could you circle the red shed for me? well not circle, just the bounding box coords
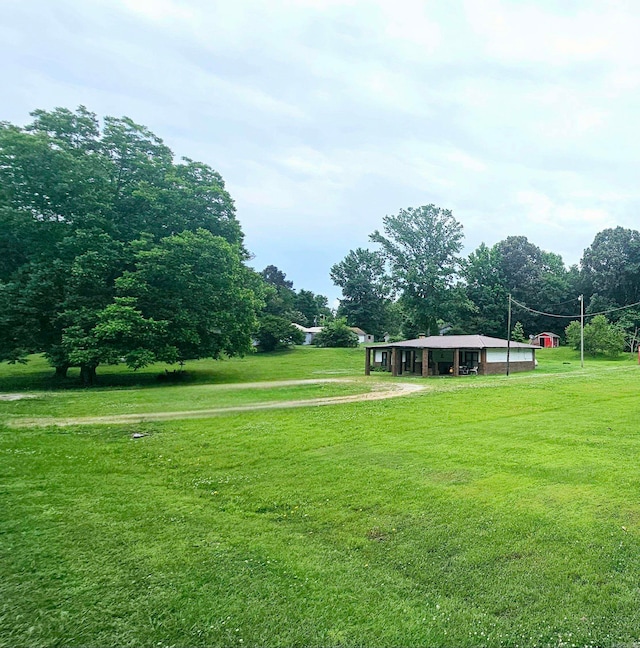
[532,332,560,348]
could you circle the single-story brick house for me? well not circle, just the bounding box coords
[365,335,540,377]
[531,332,560,348]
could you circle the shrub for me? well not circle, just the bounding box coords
[255,316,304,352]
[565,315,625,356]
[313,318,358,348]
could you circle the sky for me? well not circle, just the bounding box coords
[2,0,640,304]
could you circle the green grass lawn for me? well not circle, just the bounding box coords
[2,347,640,646]
[0,346,367,392]
[0,380,374,422]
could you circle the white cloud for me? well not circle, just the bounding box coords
[516,191,613,229]
[3,0,640,299]
[115,0,195,22]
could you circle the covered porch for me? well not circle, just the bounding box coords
[365,346,484,377]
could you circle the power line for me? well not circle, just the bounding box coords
[544,297,583,309]
[586,301,640,317]
[511,297,640,320]
[510,298,577,319]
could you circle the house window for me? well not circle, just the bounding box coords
[461,351,479,367]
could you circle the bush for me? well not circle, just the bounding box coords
[565,315,625,357]
[313,318,358,348]
[255,316,304,352]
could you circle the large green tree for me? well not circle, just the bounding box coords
[0,107,259,383]
[581,227,640,309]
[369,205,466,336]
[459,242,508,337]
[459,237,577,338]
[258,265,331,329]
[330,247,390,339]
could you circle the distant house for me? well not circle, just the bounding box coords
[349,327,374,344]
[365,335,540,377]
[532,332,560,348]
[293,323,374,345]
[292,323,324,345]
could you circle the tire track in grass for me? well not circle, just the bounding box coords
[7,380,427,428]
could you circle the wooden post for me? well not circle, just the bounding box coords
[391,348,398,377]
[365,347,371,376]
[422,348,429,377]
[480,349,487,375]
[453,348,460,376]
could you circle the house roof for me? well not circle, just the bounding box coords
[367,335,539,349]
[349,327,368,336]
[535,331,560,338]
[292,323,323,333]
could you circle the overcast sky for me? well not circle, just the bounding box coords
[3,0,640,303]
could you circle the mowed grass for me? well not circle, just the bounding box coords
[0,346,367,392]
[0,380,372,422]
[2,347,640,646]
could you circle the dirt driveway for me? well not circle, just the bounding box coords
[8,379,427,428]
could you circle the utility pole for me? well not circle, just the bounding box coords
[578,294,584,369]
[506,293,512,376]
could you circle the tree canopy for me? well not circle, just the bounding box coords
[258,264,331,333]
[0,106,260,383]
[330,247,391,340]
[369,205,466,336]
[581,227,640,310]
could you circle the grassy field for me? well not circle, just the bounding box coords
[2,347,640,646]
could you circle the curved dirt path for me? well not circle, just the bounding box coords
[9,379,428,428]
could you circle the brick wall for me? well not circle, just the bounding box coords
[483,360,535,375]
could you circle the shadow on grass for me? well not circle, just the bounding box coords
[0,347,337,392]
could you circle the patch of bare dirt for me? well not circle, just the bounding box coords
[9,380,427,428]
[0,393,38,401]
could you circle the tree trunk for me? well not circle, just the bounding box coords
[80,365,97,386]
[54,365,69,379]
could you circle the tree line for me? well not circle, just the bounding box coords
[0,106,355,380]
[2,107,638,384]
[331,205,640,352]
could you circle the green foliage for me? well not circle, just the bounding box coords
[459,238,578,337]
[616,308,640,352]
[565,321,581,350]
[582,227,640,309]
[511,321,526,342]
[313,318,359,347]
[117,229,259,363]
[294,289,331,327]
[565,315,625,356]
[0,107,259,381]
[370,205,465,336]
[584,315,625,356]
[260,265,331,327]
[330,247,390,339]
[459,242,507,336]
[260,265,297,318]
[255,315,305,352]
